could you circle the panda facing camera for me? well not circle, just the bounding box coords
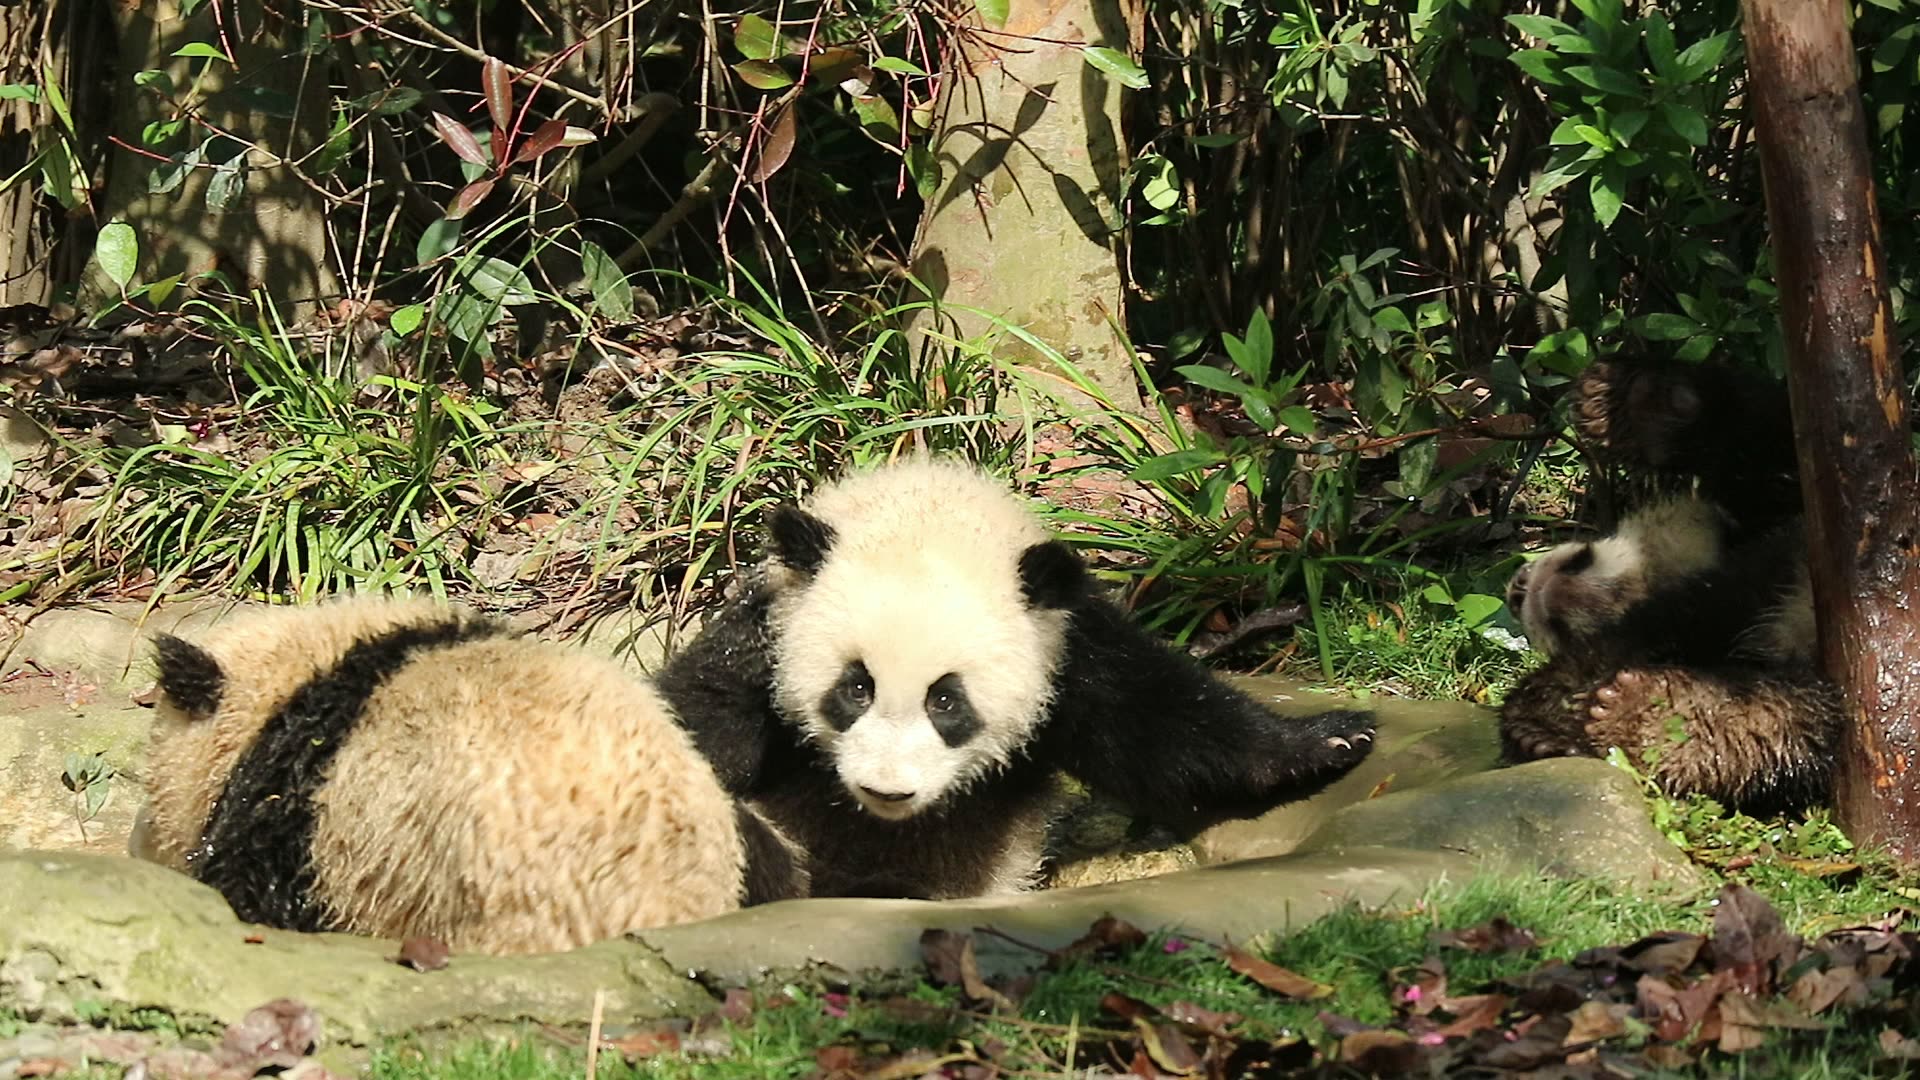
[657,455,1379,899]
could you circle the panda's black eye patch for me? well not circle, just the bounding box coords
[821,660,874,731]
[1563,543,1595,575]
[925,673,982,747]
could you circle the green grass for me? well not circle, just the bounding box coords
[350,866,1920,1080]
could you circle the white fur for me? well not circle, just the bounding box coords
[767,456,1069,820]
[1518,498,1727,652]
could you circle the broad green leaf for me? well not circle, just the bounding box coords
[1872,23,1916,73]
[1572,123,1613,149]
[1505,14,1575,39]
[1589,169,1623,229]
[1277,405,1317,435]
[144,273,181,306]
[416,217,461,263]
[390,303,426,336]
[1456,593,1505,627]
[1661,103,1708,146]
[1187,133,1244,148]
[581,241,633,321]
[975,0,1009,29]
[132,70,172,94]
[1675,333,1716,363]
[1569,0,1622,29]
[1242,309,1273,386]
[1129,448,1220,482]
[1675,32,1734,80]
[205,158,246,211]
[1548,116,1587,145]
[349,86,423,116]
[734,14,781,61]
[1371,306,1412,334]
[1643,12,1678,77]
[906,143,940,199]
[1638,313,1698,340]
[0,83,37,102]
[1422,582,1454,606]
[173,42,230,61]
[1176,363,1256,398]
[1509,49,1565,86]
[732,60,793,90]
[853,94,899,135]
[1081,47,1148,90]
[1611,109,1648,143]
[872,57,927,76]
[1138,154,1180,211]
[464,257,537,306]
[94,222,138,289]
[1547,33,1598,55]
[1565,64,1641,97]
[1165,327,1205,360]
[315,110,353,176]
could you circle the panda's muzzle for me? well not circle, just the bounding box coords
[861,786,915,803]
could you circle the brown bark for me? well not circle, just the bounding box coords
[1741,0,1920,857]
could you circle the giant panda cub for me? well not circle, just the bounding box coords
[134,596,807,955]
[1499,358,1840,813]
[654,455,1378,900]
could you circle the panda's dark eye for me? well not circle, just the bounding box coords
[820,660,874,731]
[1563,544,1595,575]
[925,673,981,746]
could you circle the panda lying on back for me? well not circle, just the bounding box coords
[655,456,1378,899]
[137,597,807,954]
[1499,359,1840,813]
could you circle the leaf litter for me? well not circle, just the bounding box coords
[629,884,1920,1078]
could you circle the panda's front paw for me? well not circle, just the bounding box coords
[1302,708,1377,767]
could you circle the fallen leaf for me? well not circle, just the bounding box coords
[919,929,1013,1010]
[1561,999,1629,1045]
[1431,993,1508,1039]
[1710,885,1795,995]
[1161,999,1241,1037]
[1223,940,1331,999]
[1338,1029,1427,1072]
[1622,931,1707,974]
[396,936,451,971]
[605,1026,681,1060]
[1429,916,1538,954]
[218,998,321,1071]
[1133,1018,1202,1075]
[1882,1028,1920,1059]
[1056,914,1148,963]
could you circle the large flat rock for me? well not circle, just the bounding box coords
[0,853,705,1046]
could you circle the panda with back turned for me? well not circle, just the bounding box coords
[135,596,808,955]
[1498,358,1840,813]
[653,455,1379,900]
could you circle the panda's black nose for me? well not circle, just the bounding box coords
[861,786,914,803]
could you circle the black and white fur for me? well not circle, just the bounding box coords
[1499,359,1840,813]
[133,596,807,955]
[656,456,1377,899]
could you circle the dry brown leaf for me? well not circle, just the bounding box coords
[1430,993,1508,1039]
[1787,965,1869,1014]
[1429,916,1538,954]
[1338,1030,1427,1073]
[1222,941,1331,999]
[1881,1028,1920,1059]
[1623,931,1707,974]
[1710,885,1795,995]
[1133,1019,1203,1075]
[218,998,321,1071]
[1561,999,1630,1045]
[396,936,451,971]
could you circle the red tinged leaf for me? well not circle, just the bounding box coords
[1160,999,1242,1036]
[1222,940,1331,999]
[1132,1018,1202,1074]
[448,178,496,219]
[431,111,490,167]
[748,102,797,183]
[483,57,513,134]
[510,118,570,166]
[604,1024,683,1061]
[919,929,1014,1009]
[1056,914,1149,964]
[1430,993,1509,1039]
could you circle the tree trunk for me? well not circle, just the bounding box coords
[85,0,337,315]
[907,0,1140,411]
[1741,0,1920,859]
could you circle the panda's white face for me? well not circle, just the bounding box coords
[773,559,1065,820]
[763,457,1073,821]
[1507,498,1726,654]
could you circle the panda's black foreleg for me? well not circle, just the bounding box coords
[654,587,783,793]
[1042,599,1376,830]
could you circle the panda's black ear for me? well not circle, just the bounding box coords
[152,633,225,717]
[769,506,837,575]
[1019,540,1088,610]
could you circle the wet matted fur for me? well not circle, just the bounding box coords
[1500,360,1840,813]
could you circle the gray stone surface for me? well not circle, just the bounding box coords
[0,853,705,1046]
[1295,756,1707,893]
[4,600,234,695]
[0,701,147,855]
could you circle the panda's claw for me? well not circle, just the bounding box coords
[1327,736,1352,750]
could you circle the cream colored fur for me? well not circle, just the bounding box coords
[1518,498,1727,654]
[139,595,759,955]
[767,456,1070,820]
